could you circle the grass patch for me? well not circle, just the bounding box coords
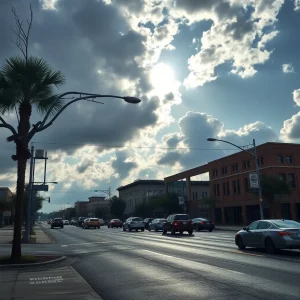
[0,255,38,264]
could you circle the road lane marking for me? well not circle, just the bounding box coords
[61,241,108,247]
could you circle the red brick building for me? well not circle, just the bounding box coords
[164,142,300,225]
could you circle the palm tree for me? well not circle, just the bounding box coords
[0,56,65,262]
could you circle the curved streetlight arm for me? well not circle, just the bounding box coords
[208,138,255,158]
[28,92,125,141]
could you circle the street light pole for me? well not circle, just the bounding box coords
[207,137,264,220]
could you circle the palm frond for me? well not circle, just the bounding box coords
[0,56,65,116]
[36,95,64,115]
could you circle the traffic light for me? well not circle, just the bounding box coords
[48,197,50,203]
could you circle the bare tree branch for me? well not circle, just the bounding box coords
[11,4,33,62]
[0,115,18,137]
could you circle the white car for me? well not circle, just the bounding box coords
[63,220,69,225]
[123,217,145,232]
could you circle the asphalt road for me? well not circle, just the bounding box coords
[3,224,300,300]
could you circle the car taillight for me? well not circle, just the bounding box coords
[200,222,204,225]
[277,231,292,236]
[174,222,178,226]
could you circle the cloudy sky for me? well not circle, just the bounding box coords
[1,0,300,213]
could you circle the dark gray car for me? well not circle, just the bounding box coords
[235,219,300,254]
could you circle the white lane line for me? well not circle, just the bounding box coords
[61,241,108,247]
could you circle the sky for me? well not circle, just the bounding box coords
[1,0,300,213]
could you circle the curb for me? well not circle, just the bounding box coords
[37,225,56,244]
[0,255,67,269]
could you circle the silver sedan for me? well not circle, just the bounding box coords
[148,218,167,232]
[235,219,300,254]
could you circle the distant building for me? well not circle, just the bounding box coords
[0,187,14,202]
[165,142,300,225]
[75,201,89,217]
[87,196,111,219]
[117,179,210,216]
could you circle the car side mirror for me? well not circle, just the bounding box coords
[243,227,249,231]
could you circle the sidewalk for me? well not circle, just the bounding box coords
[0,225,53,244]
[0,265,102,299]
[215,225,243,231]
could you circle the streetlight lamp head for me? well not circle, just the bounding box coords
[123,96,141,104]
[207,138,217,142]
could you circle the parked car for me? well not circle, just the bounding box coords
[51,218,64,229]
[163,214,193,235]
[192,218,214,232]
[82,218,101,229]
[143,218,154,230]
[148,218,167,232]
[235,219,300,254]
[76,217,88,227]
[99,219,105,226]
[108,219,123,228]
[123,217,145,232]
[63,220,70,225]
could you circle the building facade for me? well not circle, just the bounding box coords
[75,201,89,217]
[164,142,300,225]
[87,196,110,219]
[118,179,210,216]
[0,187,14,202]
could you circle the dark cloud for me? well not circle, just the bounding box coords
[112,150,137,179]
[76,159,93,174]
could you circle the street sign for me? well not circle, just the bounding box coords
[178,197,185,205]
[32,184,48,191]
[249,173,259,189]
[3,211,11,217]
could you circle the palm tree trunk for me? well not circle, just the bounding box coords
[10,102,31,263]
[11,150,27,262]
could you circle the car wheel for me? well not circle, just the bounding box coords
[188,230,193,235]
[162,228,167,235]
[136,228,138,232]
[98,226,100,229]
[179,231,183,235]
[236,236,246,250]
[197,225,201,231]
[123,226,126,231]
[51,226,53,229]
[148,227,151,231]
[171,228,176,235]
[265,238,277,254]
[155,226,158,232]
[141,228,144,232]
[129,227,132,232]
[209,228,213,232]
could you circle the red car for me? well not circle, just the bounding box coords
[108,219,123,228]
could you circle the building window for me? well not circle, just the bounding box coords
[214,184,217,197]
[237,180,240,194]
[244,178,249,192]
[217,184,220,196]
[222,166,228,175]
[288,173,296,188]
[232,163,238,172]
[233,180,237,194]
[276,155,283,163]
[286,156,293,164]
[226,182,230,195]
[213,169,218,177]
[279,173,286,182]
[202,192,208,198]
[223,182,226,195]
[243,161,250,169]
[260,156,264,165]
[195,192,198,199]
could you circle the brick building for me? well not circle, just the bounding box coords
[164,142,300,225]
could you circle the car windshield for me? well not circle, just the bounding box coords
[54,218,62,221]
[174,215,190,220]
[90,218,99,221]
[159,219,166,222]
[132,217,143,221]
[272,220,300,228]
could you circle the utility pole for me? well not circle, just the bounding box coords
[24,145,34,242]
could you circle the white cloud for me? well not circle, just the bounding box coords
[280,112,300,142]
[293,89,300,106]
[282,63,295,73]
[295,0,300,11]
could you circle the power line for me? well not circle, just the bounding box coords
[32,141,240,151]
